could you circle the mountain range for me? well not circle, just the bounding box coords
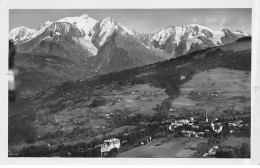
[9,14,249,95]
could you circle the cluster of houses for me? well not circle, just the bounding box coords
[169,112,250,138]
[165,110,242,138]
[166,115,213,138]
[228,120,248,134]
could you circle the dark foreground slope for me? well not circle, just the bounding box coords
[8,39,251,152]
[14,53,95,97]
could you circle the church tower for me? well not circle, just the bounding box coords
[205,111,208,122]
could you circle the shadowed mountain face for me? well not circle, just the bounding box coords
[14,53,93,97]
[85,32,164,74]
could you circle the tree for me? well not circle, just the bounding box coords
[106,148,119,157]
[90,97,107,108]
[156,98,172,117]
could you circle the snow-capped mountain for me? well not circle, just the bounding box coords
[11,14,102,63]
[9,26,36,44]
[9,14,248,66]
[142,24,248,57]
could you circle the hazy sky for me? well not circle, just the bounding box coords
[9,9,252,34]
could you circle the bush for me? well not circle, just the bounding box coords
[90,97,107,108]
[192,143,211,157]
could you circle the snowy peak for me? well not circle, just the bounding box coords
[9,26,36,43]
[57,14,98,24]
[146,24,248,57]
[120,24,139,36]
[97,17,121,46]
[38,21,53,30]
[102,17,115,23]
[42,22,85,38]
[56,14,99,38]
[100,17,119,31]
[188,24,215,32]
[79,14,89,19]
[151,24,220,41]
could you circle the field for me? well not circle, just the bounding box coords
[34,83,167,134]
[99,84,168,115]
[105,125,137,136]
[118,137,207,158]
[171,67,250,118]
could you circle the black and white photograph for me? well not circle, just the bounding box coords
[1,0,260,165]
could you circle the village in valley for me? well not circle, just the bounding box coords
[94,107,250,158]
